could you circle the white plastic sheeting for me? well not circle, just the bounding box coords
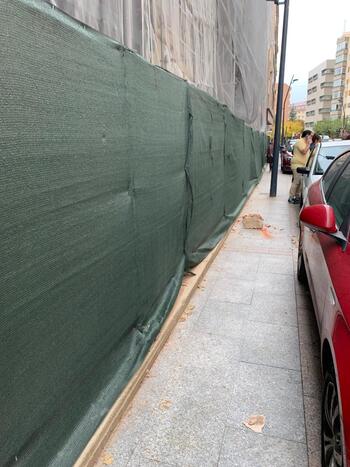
[49,0,276,130]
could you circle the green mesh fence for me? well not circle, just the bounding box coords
[1,1,267,465]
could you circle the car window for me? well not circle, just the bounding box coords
[326,160,350,228]
[306,145,319,169]
[314,145,350,175]
[322,152,350,196]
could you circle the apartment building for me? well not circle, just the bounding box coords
[305,60,335,129]
[331,32,350,120]
[293,101,306,121]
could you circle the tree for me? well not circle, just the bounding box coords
[314,119,350,139]
[289,105,297,121]
[284,119,304,138]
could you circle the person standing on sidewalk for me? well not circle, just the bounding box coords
[288,130,312,204]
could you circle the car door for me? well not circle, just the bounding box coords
[319,158,350,331]
[303,153,350,322]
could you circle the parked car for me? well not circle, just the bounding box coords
[288,138,298,151]
[280,145,293,174]
[297,141,350,206]
[298,150,350,466]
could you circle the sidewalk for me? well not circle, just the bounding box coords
[96,168,322,467]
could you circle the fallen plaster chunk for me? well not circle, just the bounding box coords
[243,414,266,433]
[242,213,264,229]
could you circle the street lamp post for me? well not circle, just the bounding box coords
[281,75,298,145]
[267,0,290,197]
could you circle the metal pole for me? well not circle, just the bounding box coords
[270,0,290,197]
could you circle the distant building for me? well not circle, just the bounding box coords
[293,101,306,122]
[305,59,335,129]
[331,32,350,121]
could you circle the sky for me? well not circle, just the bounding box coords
[279,0,350,103]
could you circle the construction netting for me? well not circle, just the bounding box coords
[49,0,274,131]
[1,1,266,466]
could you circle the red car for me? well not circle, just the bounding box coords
[280,145,293,174]
[298,150,350,466]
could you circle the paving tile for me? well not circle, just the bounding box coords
[209,278,254,305]
[298,321,321,347]
[304,395,322,467]
[160,329,241,370]
[294,278,309,295]
[229,362,306,443]
[128,455,175,467]
[253,271,295,296]
[130,380,227,467]
[249,291,297,327]
[308,449,323,467]
[296,292,314,310]
[196,299,249,339]
[300,343,322,400]
[96,404,154,467]
[297,305,319,329]
[218,427,308,467]
[240,321,300,370]
[258,253,294,275]
[213,251,260,282]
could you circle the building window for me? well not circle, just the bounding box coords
[336,41,347,52]
[335,55,347,64]
[334,67,345,75]
[333,79,343,87]
[320,95,332,101]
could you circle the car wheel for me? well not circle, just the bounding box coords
[297,240,307,284]
[322,371,344,466]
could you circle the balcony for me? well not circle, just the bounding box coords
[319,95,332,101]
[320,82,333,89]
[335,54,347,64]
[319,108,331,114]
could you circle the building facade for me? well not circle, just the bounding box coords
[331,32,350,121]
[305,59,335,129]
[293,101,306,122]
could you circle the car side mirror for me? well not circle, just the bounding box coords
[300,204,337,233]
[300,204,348,250]
[297,167,310,175]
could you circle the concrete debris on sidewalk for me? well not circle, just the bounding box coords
[242,213,264,229]
[101,452,114,465]
[243,415,266,433]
